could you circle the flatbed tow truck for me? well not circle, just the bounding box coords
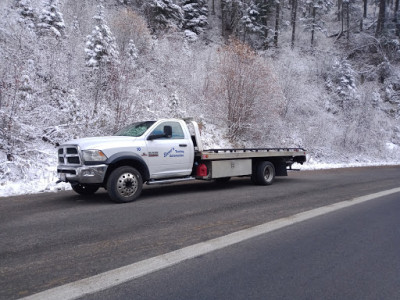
[57,119,306,203]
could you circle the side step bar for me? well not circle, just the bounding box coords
[146,177,196,185]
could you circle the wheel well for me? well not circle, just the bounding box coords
[104,159,150,184]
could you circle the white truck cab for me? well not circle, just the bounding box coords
[57,118,306,203]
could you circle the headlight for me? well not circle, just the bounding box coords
[82,150,108,162]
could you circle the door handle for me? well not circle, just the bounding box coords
[179,144,187,147]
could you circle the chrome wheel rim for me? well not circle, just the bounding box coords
[117,172,138,198]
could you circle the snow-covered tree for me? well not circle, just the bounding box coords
[37,0,65,38]
[168,92,185,117]
[180,0,208,35]
[144,0,184,33]
[127,39,139,68]
[15,0,36,30]
[85,5,120,68]
[325,59,357,111]
[85,4,121,116]
[239,0,271,48]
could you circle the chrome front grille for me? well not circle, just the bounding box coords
[58,146,81,165]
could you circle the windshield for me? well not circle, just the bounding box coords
[114,121,156,137]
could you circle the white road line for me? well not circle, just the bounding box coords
[21,187,400,300]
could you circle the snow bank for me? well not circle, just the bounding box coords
[0,144,71,198]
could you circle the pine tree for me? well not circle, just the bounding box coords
[15,0,36,30]
[326,59,357,110]
[237,0,275,48]
[240,2,264,39]
[127,39,138,68]
[144,0,184,33]
[85,5,120,69]
[85,3,120,115]
[37,0,65,38]
[180,0,208,35]
[168,92,183,117]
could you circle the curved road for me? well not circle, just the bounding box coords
[0,166,399,299]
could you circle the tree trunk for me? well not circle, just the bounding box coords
[212,0,215,15]
[291,0,298,49]
[394,0,399,36]
[363,0,367,18]
[376,0,386,36]
[341,2,344,33]
[274,0,280,47]
[311,6,316,47]
[346,1,350,40]
[0,84,2,110]
[337,0,342,21]
[261,0,269,49]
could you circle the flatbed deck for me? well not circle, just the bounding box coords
[196,148,307,161]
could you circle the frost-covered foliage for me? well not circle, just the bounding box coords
[37,0,66,37]
[127,39,139,66]
[325,59,358,110]
[144,0,184,33]
[85,5,120,68]
[239,0,269,48]
[15,0,36,29]
[240,2,264,34]
[180,0,208,37]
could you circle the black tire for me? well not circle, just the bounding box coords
[106,166,143,203]
[71,183,99,195]
[215,177,231,183]
[252,161,275,185]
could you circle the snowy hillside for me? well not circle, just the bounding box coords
[0,0,399,197]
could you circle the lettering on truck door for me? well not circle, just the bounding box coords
[145,121,192,178]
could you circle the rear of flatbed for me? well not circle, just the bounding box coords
[194,147,307,184]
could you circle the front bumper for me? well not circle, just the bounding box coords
[57,164,108,184]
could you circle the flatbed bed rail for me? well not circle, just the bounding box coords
[196,147,307,162]
[203,147,306,153]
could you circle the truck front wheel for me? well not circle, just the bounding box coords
[107,166,143,203]
[71,183,99,195]
[253,161,275,185]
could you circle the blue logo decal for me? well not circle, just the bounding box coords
[164,147,184,158]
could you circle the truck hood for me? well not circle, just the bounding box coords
[63,136,139,150]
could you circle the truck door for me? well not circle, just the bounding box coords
[145,121,193,178]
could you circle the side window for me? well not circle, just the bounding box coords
[150,122,185,139]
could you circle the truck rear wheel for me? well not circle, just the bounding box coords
[253,161,275,185]
[71,183,99,195]
[107,166,143,203]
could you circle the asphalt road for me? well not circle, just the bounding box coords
[84,192,400,300]
[1,166,399,299]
